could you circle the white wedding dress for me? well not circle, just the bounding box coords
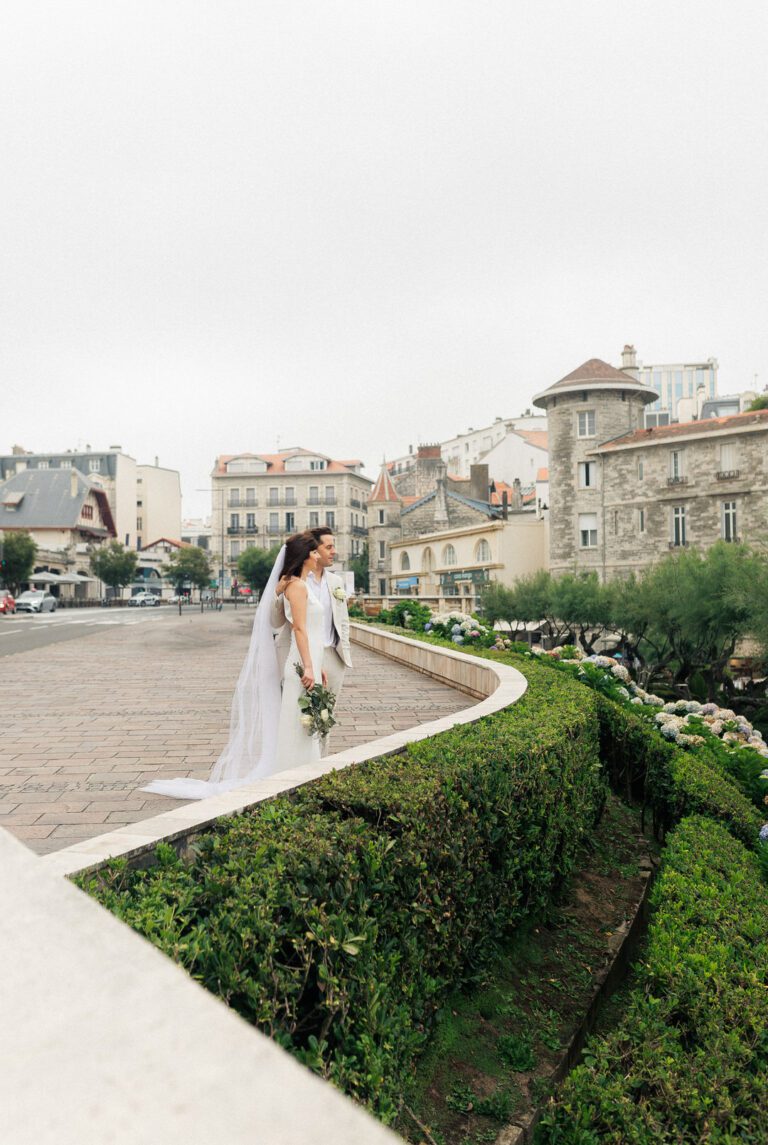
[142,546,324,801]
[275,582,325,771]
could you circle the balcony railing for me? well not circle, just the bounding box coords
[667,475,688,486]
[668,540,688,548]
[267,525,281,535]
[324,495,337,505]
[716,469,740,480]
[308,497,320,505]
[350,498,362,509]
[351,525,368,536]
[227,526,241,535]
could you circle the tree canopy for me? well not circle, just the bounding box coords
[237,544,282,596]
[89,541,138,597]
[0,530,37,594]
[162,546,212,592]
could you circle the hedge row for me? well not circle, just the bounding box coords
[79,657,606,1121]
[535,815,768,1143]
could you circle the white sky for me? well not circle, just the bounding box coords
[2,2,767,518]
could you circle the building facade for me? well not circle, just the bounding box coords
[0,446,181,553]
[388,411,547,482]
[620,344,718,426]
[210,448,371,591]
[535,357,768,581]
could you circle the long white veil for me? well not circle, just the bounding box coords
[142,545,286,801]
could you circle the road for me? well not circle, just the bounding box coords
[0,606,170,657]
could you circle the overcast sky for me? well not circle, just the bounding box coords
[2,2,767,518]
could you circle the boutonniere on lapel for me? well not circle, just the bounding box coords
[332,586,347,602]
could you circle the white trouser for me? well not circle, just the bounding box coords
[321,646,347,754]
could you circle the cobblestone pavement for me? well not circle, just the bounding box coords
[0,610,474,855]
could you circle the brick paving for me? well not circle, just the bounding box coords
[0,610,473,855]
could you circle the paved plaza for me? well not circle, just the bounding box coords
[0,610,473,855]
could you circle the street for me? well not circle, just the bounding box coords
[0,606,169,657]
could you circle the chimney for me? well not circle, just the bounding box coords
[621,344,640,380]
[501,491,509,520]
[70,469,78,498]
[434,476,449,526]
[512,477,523,510]
[469,463,489,503]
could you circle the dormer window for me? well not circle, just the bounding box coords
[226,458,267,474]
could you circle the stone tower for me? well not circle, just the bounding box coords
[533,358,656,580]
[367,462,402,596]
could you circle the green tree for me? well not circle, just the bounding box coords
[349,544,369,593]
[748,394,768,411]
[162,546,212,595]
[237,544,281,597]
[0,530,37,594]
[89,541,138,600]
[550,572,612,655]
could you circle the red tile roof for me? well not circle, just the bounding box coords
[369,463,400,503]
[515,429,548,450]
[598,407,768,450]
[213,450,363,475]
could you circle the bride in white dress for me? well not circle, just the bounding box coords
[143,532,327,800]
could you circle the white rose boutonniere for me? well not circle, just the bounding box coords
[332,586,346,602]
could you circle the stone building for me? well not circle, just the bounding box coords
[534,357,768,580]
[367,451,546,605]
[210,447,371,591]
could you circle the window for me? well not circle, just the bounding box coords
[245,487,256,505]
[379,578,386,595]
[309,511,319,527]
[268,487,279,505]
[325,511,335,529]
[672,506,687,547]
[135,514,141,529]
[246,513,256,530]
[579,513,598,548]
[475,539,491,562]
[613,510,619,535]
[230,541,240,559]
[422,548,434,571]
[378,541,386,559]
[400,552,411,571]
[309,459,326,470]
[309,486,319,504]
[577,411,596,438]
[285,487,296,506]
[638,508,645,534]
[577,461,596,488]
[378,509,385,524]
[637,459,644,481]
[719,443,738,474]
[285,512,295,531]
[60,459,71,468]
[268,512,279,533]
[89,459,101,473]
[722,501,737,542]
[229,490,241,507]
[324,486,336,505]
[38,460,49,469]
[670,450,684,480]
[442,544,457,566]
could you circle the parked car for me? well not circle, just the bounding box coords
[0,590,16,614]
[15,590,57,613]
[128,592,160,607]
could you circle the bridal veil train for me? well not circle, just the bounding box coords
[142,546,286,800]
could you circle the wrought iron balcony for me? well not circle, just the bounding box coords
[667,475,688,486]
[716,469,740,480]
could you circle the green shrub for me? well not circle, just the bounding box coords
[80,656,606,1121]
[536,816,768,1143]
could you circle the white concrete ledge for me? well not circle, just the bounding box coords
[0,828,400,1145]
[41,626,527,880]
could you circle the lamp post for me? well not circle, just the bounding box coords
[196,486,227,609]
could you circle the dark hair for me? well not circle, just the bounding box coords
[281,532,319,580]
[309,526,334,544]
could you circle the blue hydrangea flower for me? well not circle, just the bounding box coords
[760,823,768,844]
[424,622,432,631]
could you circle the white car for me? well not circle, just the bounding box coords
[15,590,57,613]
[128,592,160,607]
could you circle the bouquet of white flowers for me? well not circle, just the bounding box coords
[294,662,338,738]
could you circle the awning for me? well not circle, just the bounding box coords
[395,577,418,588]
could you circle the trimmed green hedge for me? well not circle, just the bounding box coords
[536,815,768,1144]
[79,657,606,1121]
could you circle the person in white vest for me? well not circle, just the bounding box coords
[270,528,352,748]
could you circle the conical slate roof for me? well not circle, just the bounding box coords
[532,357,656,408]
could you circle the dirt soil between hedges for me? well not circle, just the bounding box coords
[395,795,658,1145]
